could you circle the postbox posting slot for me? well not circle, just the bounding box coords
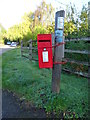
[38,40,50,42]
[38,41,51,48]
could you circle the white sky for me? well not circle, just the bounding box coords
[0,0,89,30]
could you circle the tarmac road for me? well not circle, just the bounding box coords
[2,90,46,119]
[0,45,15,55]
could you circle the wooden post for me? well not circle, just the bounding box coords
[29,39,32,60]
[88,2,90,80]
[52,10,65,93]
[87,3,90,119]
[21,40,23,57]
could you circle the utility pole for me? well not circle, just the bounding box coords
[52,10,65,93]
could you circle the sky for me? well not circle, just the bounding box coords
[0,0,89,30]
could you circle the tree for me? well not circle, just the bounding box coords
[64,3,79,38]
[32,0,55,28]
[0,23,6,33]
[3,13,32,43]
[3,24,23,42]
[79,5,88,37]
[64,21,77,38]
[0,23,6,44]
[64,3,88,38]
[46,21,55,33]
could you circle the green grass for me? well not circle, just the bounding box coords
[1,48,89,118]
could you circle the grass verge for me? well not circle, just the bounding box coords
[2,48,89,119]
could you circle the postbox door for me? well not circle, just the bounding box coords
[38,47,53,68]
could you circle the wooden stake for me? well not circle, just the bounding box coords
[21,40,23,57]
[88,2,90,119]
[88,2,90,80]
[29,39,32,60]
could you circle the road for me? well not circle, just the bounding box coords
[2,90,46,119]
[0,45,15,55]
[0,45,47,119]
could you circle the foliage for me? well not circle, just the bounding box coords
[32,0,54,28]
[0,23,6,33]
[65,41,89,51]
[46,21,55,33]
[32,25,46,40]
[64,40,89,73]
[2,48,89,119]
[64,20,77,38]
[65,3,88,38]
[0,23,6,44]
[79,5,88,37]
[3,19,32,43]
[4,25,22,42]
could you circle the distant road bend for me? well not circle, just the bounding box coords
[0,45,16,55]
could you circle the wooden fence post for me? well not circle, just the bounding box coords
[21,40,23,57]
[87,3,90,117]
[88,2,90,80]
[29,39,32,60]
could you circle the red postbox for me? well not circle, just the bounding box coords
[37,34,53,68]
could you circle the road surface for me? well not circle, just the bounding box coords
[2,90,46,119]
[0,45,15,55]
